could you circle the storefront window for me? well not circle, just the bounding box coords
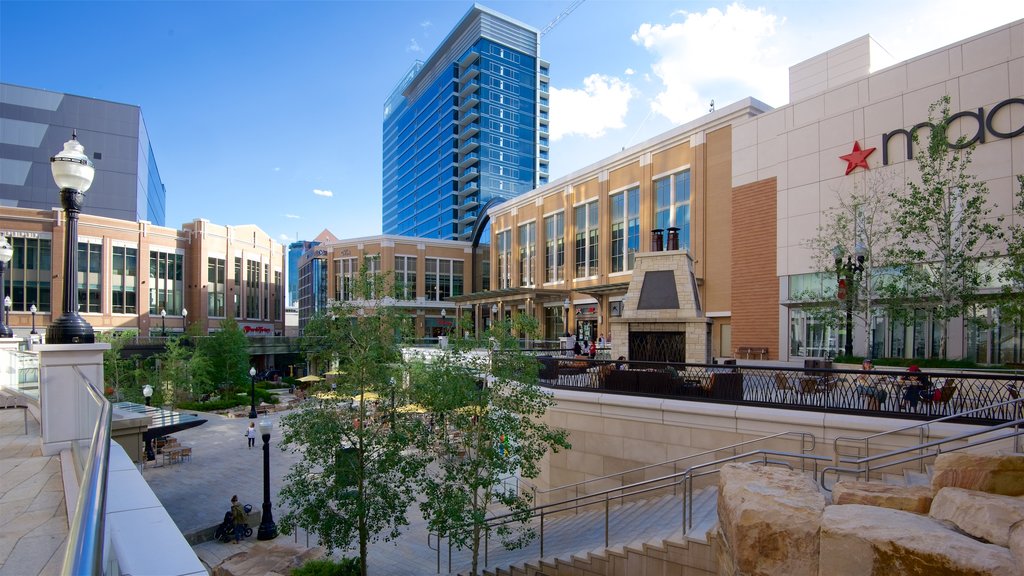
[544,212,563,283]
[112,246,137,315]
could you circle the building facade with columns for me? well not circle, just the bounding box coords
[0,206,285,339]
[296,231,489,338]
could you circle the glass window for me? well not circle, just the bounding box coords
[207,257,225,317]
[544,212,564,283]
[150,251,183,315]
[496,229,512,289]
[6,237,52,313]
[394,255,417,300]
[111,246,137,314]
[575,201,599,278]
[337,258,357,301]
[610,187,640,272]
[518,221,536,286]
[424,257,464,301]
[77,242,101,313]
[654,170,691,251]
[234,257,242,318]
[246,260,260,319]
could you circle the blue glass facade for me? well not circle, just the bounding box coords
[288,240,318,307]
[382,6,548,241]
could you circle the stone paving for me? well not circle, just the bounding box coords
[0,407,66,576]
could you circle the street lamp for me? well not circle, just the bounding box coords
[47,132,95,344]
[0,237,13,338]
[142,384,155,460]
[143,384,153,407]
[440,308,447,336]
[3,296,10,336]
[834,244,866,358]
[248,366,258,419]
[160,308,166,336]
[256,416,278,540]
[182,307,188,333]
[29,304,37,336]
[563,297,570,337]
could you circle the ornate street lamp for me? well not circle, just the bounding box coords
[248,366,258,419]
[142,384,155,460]
[256,416,278,540]
[0,237,14,338]
[440,308,447,336]
[142,384,153,407]
[160,308,166,336]
[3,296,10,336]
[47,132,95,344]
[29,304,37,336]
[563,296,571,337]
[182,307,188,333]
[834,244,866,358]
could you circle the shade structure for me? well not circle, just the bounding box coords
[396,403,427,414]
[351,392,380,402]
[324,370,344,376]
[296,375,324,383]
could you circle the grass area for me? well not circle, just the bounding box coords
[177,388,279,412]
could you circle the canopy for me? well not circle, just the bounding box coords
[351,392,380,402]
[397,403,427,414]
[325,370,344,376]
[297,375,324,383]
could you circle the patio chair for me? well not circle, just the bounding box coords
[774,372,795,402]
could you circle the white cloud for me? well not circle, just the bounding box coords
[285,213,300,219]
[420,20,432,29]
[279,233,290,241]
[549,74,635,141]
[312,189,333,197]
[624,68,635,76]
[632,2,785,124]
[407,38,421,53]
[272,167,280,172]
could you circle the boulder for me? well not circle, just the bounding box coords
[831,481,933,513]
[211,542,325,576]
[820,504,1017,576]
[929,487,1024,547]
[717,463,826,576]
[930,453,1024,496]
[1010,520,1024,566]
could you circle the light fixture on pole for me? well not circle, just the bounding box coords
[182,307,188,333]
[29,304,38,336]
[256,416,278,540]
[142,384,153,407]
[142,384,155,460]
[833,244,866,358]
[248,366,258,419]
[160,308,166,336]
[47,132,95,344]
[440,308,447,336]
[562,297,570,337]
[3,296,10,336]
[0,237,11,338]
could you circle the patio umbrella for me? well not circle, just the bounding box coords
[325,370,344,376]
[351,392,380,402]
[297,375,324,383]
[397,403,427,414]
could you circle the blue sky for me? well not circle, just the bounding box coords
[2,1,1021,244]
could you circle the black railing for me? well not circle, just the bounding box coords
[526,354,1024,424]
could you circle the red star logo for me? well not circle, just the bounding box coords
[840,141,875,175]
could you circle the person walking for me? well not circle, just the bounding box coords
[230,495,245,543]
[245,422,256,449]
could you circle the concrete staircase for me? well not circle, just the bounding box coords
[467,487,719,576]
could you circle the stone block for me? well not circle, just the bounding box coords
[1010,520,1024,567]
[717,463,825,576]
[929,487,1024,547]
[819,504,1017,575]
[931,453,1024,496]
[831,481,933,513]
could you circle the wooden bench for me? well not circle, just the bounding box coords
[737,346,769,360]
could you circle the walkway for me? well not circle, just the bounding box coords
[0,406,66,576]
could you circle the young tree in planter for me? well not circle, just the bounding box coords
[410,313,571,576]
[278,266,423,576]
[197,317,250,393]
[98,330,138,399]
[884,95,1004,359]
[997,175,1024,330]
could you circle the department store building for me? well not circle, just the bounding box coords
[465,20,1023,364]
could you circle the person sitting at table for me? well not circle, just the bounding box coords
[900,365,931,411]
[855,359,886,410]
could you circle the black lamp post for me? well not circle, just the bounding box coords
[182,307,188,333]
[29,304,37,336]
[160,308,166,336]
[834,244,866,358]
[0,237,13,338]
[256,416,278,540]
[563,297,570,337]
[46,132,95,344]
[2,296,10,337]
[143,384,155,460]
[248,366,258,419]
[440,308,447,336]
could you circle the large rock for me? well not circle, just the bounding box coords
[211,542,325,576]
[929,487,1024,547]
[832,481,933,513]
[820,504,1017,576]
[930,453,1024,496]
[717,462,825,576]
[1010,520,1024,565]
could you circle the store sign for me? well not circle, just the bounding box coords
[839,141,875,175]
[880,97,1024,165]
[241,324,273,335]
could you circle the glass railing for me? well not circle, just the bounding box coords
[0,347,40,400]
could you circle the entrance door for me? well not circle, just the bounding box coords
[576,320,597,344]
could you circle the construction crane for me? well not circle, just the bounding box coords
[541,0,585,36]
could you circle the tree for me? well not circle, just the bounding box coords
[804,168,901,357]
[410,313,571,576]
[278,265,423,576]
[883,95,1004,359]
[197,317,250,392]
[97,330,139,400]
[998,175,1024,329]
[157,335,212,408]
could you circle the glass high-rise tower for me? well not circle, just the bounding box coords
[383,4,549,241]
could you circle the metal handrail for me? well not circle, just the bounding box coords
[531,430,816,504]
[820,416,1024,491]
[61,366,112,576]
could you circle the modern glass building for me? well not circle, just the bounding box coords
[0,83,167,225]
[288,240,319,307]
[382,4,549,242]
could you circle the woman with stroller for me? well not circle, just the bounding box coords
[231,495,245,543]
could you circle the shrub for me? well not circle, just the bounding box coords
[290,557,360,576]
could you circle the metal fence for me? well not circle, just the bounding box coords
[528,354,1023,424]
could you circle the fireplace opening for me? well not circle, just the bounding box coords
[629,331,685,363]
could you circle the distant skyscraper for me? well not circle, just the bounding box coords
[382,4,549,241]
[0,83,167,225]
[287,239,318,307]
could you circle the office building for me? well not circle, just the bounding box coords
[288,239,318,307]
[382,4,549,241]
[1,83,167,226]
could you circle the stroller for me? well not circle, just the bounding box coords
[214,503,253,542]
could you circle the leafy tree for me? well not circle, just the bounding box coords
[157,335,212,408]
[998,175,1024,328]
[97,330,138,400]
[410,313,571,576]
[883,95,1004,358]
[279,265,423,576]
[805,168,901,357]
[197,317,250,392]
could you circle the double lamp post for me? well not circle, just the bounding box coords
[833,244,866,358]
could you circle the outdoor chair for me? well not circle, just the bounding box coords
[774,372,796,402]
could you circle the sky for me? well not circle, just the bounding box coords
[2,1,1022,245]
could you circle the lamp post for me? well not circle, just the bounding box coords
[834,244,866,358]
[160,308,166,336]
[256,416,278,540]
[29,304,37,336]
[248,366,258,419]
[563,297,570,337]
[440,308,447,336]
[3,296,10,336]
[143,384,153,407]
[0,238,12,338]
[47,132,95,344]
[182,307,188,333]
[490,303,498,329]
[142,384,155,460]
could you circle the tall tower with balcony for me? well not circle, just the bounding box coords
[382,4,549,241]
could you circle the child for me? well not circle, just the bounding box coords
[246,422,256,449]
